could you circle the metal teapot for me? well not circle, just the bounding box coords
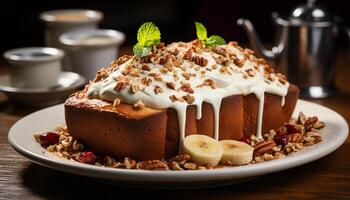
[237,0,348,98]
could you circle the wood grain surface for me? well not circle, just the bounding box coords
[0,47,349,200]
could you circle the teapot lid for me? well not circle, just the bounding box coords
[290,0,332,22]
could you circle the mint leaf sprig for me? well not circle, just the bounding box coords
[195,22,226,48]
[133,22,161,57]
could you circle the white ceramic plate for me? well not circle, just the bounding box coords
[8,100,348,188]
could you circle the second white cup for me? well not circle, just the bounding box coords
[59,29,125,80]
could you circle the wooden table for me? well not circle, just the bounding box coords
[1,47,350,199]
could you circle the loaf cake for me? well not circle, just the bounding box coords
[65,40,299,161]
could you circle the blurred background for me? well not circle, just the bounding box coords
[1,0,349,51]
[0,0,349,102]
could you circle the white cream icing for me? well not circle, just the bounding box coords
[86,42,290,149]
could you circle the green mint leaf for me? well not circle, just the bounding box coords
[144,39,160,47]
[133,43,151,57]
[137,22,161,46]
[195,22,207,41]
[206,35,226,47]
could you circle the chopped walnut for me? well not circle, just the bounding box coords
[169,95,183,103]
[180,83,194,93]
[133,100,145,110]
[154,85,164,94]
[246,69,255,77]
[183,49,193,60]
[182,94,195,104]
[141,64,151,71]
[141,77,152,86]
[112,98,121,107]
[166,82,176,90]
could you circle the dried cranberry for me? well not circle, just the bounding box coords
[240,136,250,144]
[79,151,96,164]
[39,132,59,147]
[274,133,288,147]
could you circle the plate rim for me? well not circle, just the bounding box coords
[0,71,86,94]
[7,99,349,182]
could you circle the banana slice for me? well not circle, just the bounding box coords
[219,140,254,165]
[183,134,223,166]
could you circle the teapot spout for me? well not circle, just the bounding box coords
[237,18,279,61]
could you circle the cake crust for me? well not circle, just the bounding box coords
[65,84,298,160]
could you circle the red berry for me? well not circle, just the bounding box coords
[240,136,250,144]
[39,132,59,147]
[79,151,96,164]
[274,133,288,146]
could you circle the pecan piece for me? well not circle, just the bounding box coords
[233,56,244,68]
[183,49,193,60]
[141,77,152,86]
[159,54,171,65]
[298,112,306,125]
[191,56,208,67]
[284,124,304,135]
[141,64,151,71]
[168,154,191,163]
[254,140,276,157]
[124,157,137,169]
[305,116,318,131]
[182,94,195,104]
[313,121,325,129]
[180,83,194,93]
[166,82,176,90]
[115,55,132,65]
[287,133,304,143]
[138,160,168,170]
[114,81,127,92]
[183,162,197,170]
[212,46,227,57]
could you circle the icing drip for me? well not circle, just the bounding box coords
[86,41,290,147]
[256,92,265,139]
[175,104,187,152]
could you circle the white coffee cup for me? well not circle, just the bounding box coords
[3,47,64,88]
[59,29,125,80]
[40,9,103,70]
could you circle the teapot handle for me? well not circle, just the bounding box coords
[340,27,350,56]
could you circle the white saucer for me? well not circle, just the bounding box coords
[8,100,349,188]
[0,71,85,106]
